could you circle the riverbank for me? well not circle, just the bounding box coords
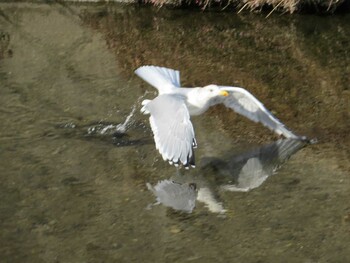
[63,0,350,14]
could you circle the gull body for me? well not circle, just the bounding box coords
[143,86,221,116]
[135,65,300,168]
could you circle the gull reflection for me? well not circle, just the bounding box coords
[202,138,308,192]
[147,138,308,214]
[147,181,197,213]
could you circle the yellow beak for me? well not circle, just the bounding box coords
[219,90,229,97]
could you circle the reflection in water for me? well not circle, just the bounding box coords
[203,138,308,192]
[147,138,308,213]
[147,180,197,213]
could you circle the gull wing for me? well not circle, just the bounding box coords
[135,65,181,93]
[145,94,196,167]
[218,86,299,139]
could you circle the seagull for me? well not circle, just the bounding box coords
[135,65,300,168]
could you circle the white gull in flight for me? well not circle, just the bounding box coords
[135,65,300,168]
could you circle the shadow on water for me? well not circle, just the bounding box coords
[147,138,308,214]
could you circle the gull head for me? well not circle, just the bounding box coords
[197,85,229,107]
[201,84,229,99]
[187,85,229,115]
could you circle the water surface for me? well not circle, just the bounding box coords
[0,3,349,262]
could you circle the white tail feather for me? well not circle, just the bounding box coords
[135,66,181,93]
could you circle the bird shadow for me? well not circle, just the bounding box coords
[147,138,310,214]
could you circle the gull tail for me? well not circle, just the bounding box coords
[135,65,181,93]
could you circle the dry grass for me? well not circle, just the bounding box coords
[237,0,299,14]
[142,0,348,13]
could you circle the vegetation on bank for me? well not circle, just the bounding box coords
[141,0,350,14]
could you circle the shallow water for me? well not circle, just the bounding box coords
[0,2,349,262]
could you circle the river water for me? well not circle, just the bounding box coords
[0,2,349,262]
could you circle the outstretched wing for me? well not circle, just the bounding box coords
[145,94,196,168]
[135,65,181,93]
[218,86,299,139]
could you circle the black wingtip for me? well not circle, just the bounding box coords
[189,150,195,167]
[183,148,195,169]
[293,136,317,145]
[169,148,196,169]
[178,148,196,170]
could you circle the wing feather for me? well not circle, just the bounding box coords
[218,86,299,139]
[145,94,196,167]
[135,65,181,93]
